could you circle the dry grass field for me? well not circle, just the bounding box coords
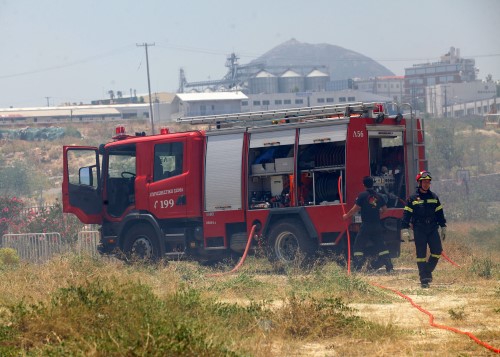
[0,222,498,356]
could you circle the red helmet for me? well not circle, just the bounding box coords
[416,171,432,182]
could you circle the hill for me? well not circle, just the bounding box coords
[249,38,394,79]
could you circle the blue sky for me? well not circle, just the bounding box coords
[1,0,499,108]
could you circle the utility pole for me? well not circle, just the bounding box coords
[45,96,51,107]
[444,86,448,118]
[137,42,155,134]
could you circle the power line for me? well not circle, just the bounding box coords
[0,45,135,79]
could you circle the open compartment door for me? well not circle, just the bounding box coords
[62,146,103,224]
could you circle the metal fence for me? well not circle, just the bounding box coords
[1,230,100,263]
[75,231,100,257]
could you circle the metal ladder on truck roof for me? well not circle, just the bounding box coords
[176,102,384,128]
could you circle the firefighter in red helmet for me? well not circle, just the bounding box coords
[401,171,447,288]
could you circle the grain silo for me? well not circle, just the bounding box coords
[305,69,330,92]
[248,70,278,94]
[279,70,305,93]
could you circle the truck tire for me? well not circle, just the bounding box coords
[122,223,161,262]
[267,219,317,266]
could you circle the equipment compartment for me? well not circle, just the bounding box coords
[297,141,345,206]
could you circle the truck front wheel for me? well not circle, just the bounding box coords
[268,219,317,266]
[122,224,161,262]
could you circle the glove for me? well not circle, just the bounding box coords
[401,228,410,242]
[440,226,447,241]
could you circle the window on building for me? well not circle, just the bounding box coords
[339,97,346,102]
[326,98,334,103]
[263,100,270,105]
[348,96,355,101]
[242,101,248,106]
[253,101,261,106]
[275,99,282,105]
[284,99,292,104]
[295,99,304,104]
[317,98,325,103]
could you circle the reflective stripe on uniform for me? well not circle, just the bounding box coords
[404,206,413,212]
[427,199,438,204]
[430,254,441,259]
[435,205,443,212]
[416,258,427,262]
[412,200,424,205]
[378,250,390,256]
[354,252,364,256]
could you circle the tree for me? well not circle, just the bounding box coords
[0,163,33,197]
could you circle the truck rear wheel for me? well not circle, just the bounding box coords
[123,224,160,262]
[267,219,317,266]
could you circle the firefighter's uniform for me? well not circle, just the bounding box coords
[352,188,393,272]
[402,173,446,287]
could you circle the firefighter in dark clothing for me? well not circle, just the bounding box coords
[401,171,447,288]
[343,176,393,272]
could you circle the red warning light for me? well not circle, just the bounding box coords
[160,127,170,135]
[115,126,126,135]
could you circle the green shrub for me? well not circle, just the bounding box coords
[0,248,20,267]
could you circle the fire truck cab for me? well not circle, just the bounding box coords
[62,102,426,265]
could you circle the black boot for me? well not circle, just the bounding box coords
[385,258,394,273]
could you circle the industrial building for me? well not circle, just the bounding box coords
[404,47,476,110]
[426,81,497,117]
[354,76,405,103]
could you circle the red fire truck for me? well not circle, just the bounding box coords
[62,102,426,265]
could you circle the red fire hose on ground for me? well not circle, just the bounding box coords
[205,225,256,278]
[338,175,352,274]
[441,251,460,267]
[370,281,499,353]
